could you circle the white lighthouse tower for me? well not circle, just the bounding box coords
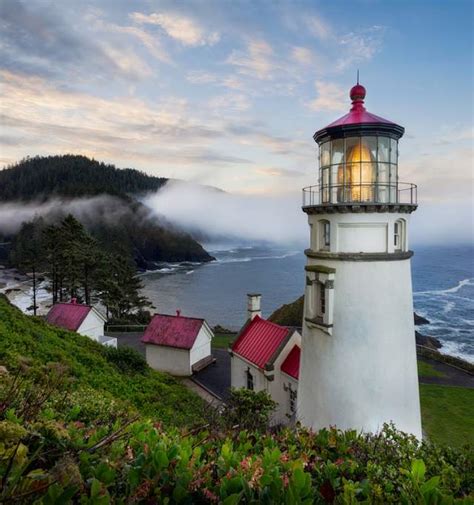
[297,81,422,438]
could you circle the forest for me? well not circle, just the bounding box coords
[10,214,152,321]
[0,155,215,268]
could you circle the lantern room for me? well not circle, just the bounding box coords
[303,82,417,209]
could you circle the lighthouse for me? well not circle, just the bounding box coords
[297,81,422,438]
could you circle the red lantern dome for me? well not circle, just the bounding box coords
[314,82,404,144]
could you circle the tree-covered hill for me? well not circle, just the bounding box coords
[0,155,167,201]
[0,155,215,265]
[0,295,472,503]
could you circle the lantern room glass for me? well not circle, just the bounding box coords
[319,136,398,204]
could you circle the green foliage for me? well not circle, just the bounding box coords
[0,297,473,503]
[0,295,204,425]
[223,389,277,432]
[268,295,304,327]
[103,346,148,374]
[12,214,153,319]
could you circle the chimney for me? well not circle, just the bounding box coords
[176,309,181,317]
[71,298,77,304]
[247,293,261,320]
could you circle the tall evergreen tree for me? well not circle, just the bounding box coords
[9,217,46,315]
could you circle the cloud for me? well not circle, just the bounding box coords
[89,16,172,64]
[208,93,251,113]
[226,39,277,80]
[308,81,347,112]
[337,26,386,70]
[143,181,307,245]
[131,11,220,47]
[0,195,136,235]
[306,15,333,40]
[0,70,257,173]
[0,0,150,81]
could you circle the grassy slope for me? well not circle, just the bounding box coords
[0,296,203,426]
[212,333,237,349]
[420,384,474,447]
[417,360,446,378]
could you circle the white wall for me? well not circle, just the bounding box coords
[190,325,212,366]
[298,253,422,438]
[231,355,266,391]
[78,310,105,341]
[145,345,191,376]
[309,213,410,254]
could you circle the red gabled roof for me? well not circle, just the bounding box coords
[281,345,301,380]
[231,316,290,369]
[46,303,92,331]
[141,313,204,350]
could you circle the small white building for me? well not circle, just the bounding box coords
[230,294,301,426]
[45,300,115,347]
[141,311,214,376]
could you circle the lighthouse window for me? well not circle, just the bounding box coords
[318,220,330,251]
[319,283,326,315]
[323,222,330,248]
[246,369,254,390]
[394,219,405,251]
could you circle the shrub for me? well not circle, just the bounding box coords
[222,388,277,432]
[103,346,148,374]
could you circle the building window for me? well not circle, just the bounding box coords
[246,369,254,390]
[318,220,330,251]
[289,387,297,413]
[319,283,326,315]
[394,219,405,251]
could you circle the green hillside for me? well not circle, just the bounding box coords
[0,295,472,502]
[0,295,203,425]
[268,295,304,326]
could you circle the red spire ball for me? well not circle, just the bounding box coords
[350,83,366,101]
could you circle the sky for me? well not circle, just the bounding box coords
[0,0,473,243]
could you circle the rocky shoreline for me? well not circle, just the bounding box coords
[413,312,443,350]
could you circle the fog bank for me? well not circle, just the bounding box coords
[143,181,308,246]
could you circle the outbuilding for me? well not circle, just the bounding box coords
[141,311,214,376]
[229,294,301,425]
[46,300,115,347]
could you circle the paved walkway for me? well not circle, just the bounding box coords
[418,357,474,388]
[193,349,231,400]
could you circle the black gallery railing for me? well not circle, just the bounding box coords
[302,182,417,207]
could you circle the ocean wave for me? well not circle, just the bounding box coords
[437,340,474,364]
[185,270,194,275]
[214,251,300,264]
[414,278,473,296]
[442,300,455,314]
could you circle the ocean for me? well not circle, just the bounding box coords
[140,244,474,363]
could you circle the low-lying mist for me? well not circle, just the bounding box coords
[0,195,137,235]
[142,181,308,247]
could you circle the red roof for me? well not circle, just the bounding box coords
[141,313,204,349]
[231,316,291,369]
[46,303,92,331]
[281,345,301,380]
[322,83,396,129]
